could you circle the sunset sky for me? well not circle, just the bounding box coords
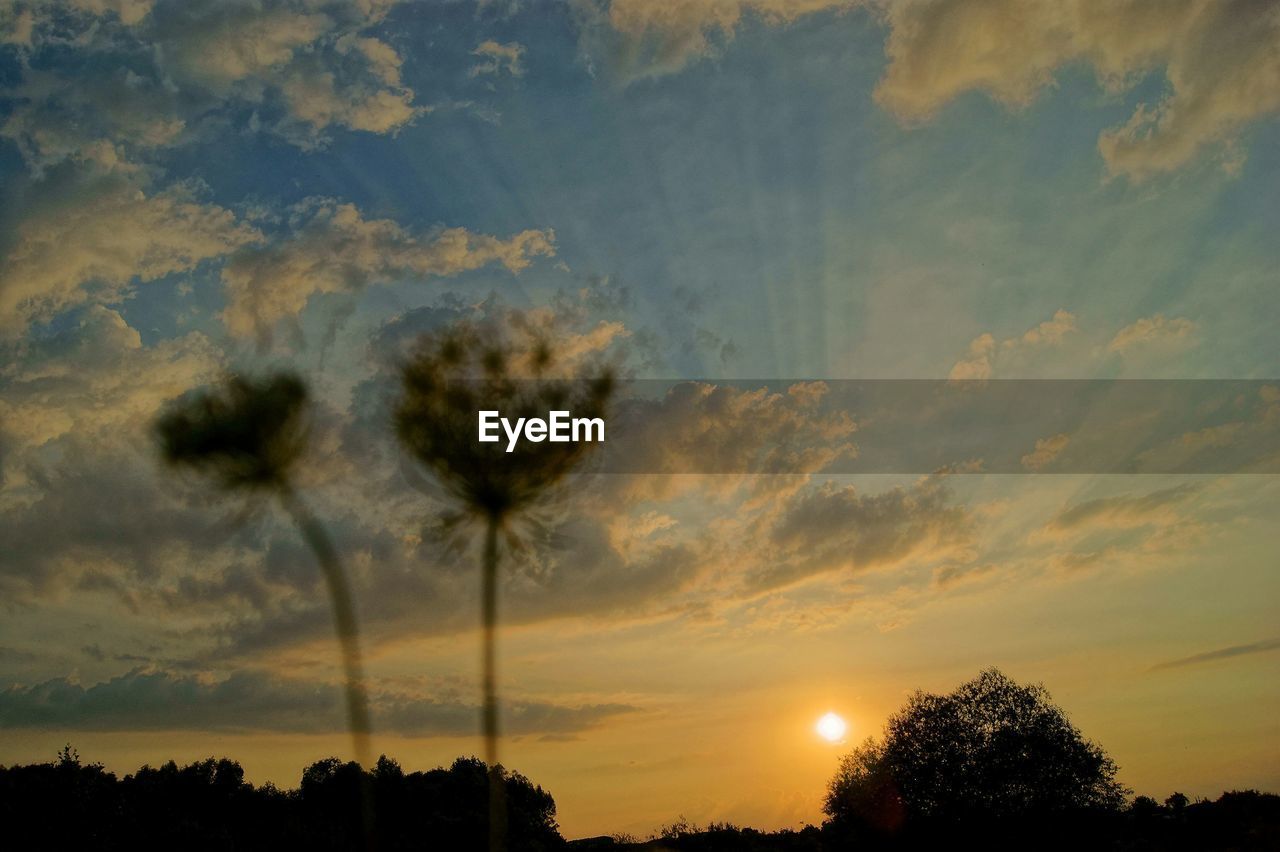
[1,0,1279,839]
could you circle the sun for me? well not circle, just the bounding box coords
[816,712,848,743]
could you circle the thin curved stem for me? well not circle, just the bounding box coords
[278,485,373,766]
[482,516,506,852]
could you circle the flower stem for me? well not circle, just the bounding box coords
[280,485,372,766]
[483,515,506,852]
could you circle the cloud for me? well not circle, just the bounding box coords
[4,297,1260,668]
[470,39,526,77]
[1,69,189,173]
[0,669,336,733]
[875,0,1280,180]
[1021,433,1070,471]
[385,695,636,737]
[147,4,333,90]
[368,294,636,377]
[607,381,857,480]
[274,33,423,139]
[69,0,156,26]
[211,370,874,652]
[0,0,421,167]
[1009,309,1078,348]
[0,290,645,663]
[948,309,1077,380]
[948,333,996,381]
[1045,482,1200,534]
[1133,384,1280,473]
[745,473,975,593]
[1150,637,1280,671]
[148,0,422,144]
[572,0,859,81]
[0,166,260,334]
[1019,478,1222,577]
[0,0,156,48]
[0,306,222,457]
[220,200,556,340]
[1107,314,1196,353]
[0,308,239,603]
[573,0,1279,177]
[0,5,36,46]
[0,285,1065,665]
[0,667,636,735]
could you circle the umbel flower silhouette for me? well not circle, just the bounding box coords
[153,374,372,768]
[394,319,614,852]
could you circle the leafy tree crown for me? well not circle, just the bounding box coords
[825,668,1128,829]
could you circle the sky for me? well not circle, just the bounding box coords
[1,0,1279,839]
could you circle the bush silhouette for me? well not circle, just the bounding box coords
[824,668,1127,844]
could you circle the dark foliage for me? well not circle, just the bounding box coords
[571,795,1280,851]
[1117,790,1280,851]
[0,751,563,851]
[155,373,310,492]
[568,824,826,851]
[824,668,1128,846]
[394,319,614,525]
[1,747,1277,851]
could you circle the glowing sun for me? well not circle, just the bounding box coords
[816,712,848,743]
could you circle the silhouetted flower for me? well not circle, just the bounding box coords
[156,374,309,492]
[154,373,372,770]
[394,319,614,851]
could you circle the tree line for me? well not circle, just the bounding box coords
[0,749,560,851]
[4,669,1277,849]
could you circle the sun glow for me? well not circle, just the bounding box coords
[816,712,847,743]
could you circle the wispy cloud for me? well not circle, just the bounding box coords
[1045,483,1201,535]
[1150,638,1280,672]
[469,40,525,78]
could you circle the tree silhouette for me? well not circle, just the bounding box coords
[825,668,1127,841]
[394,319,613,851]
[1,749,571,850]
[153,373,371,768]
